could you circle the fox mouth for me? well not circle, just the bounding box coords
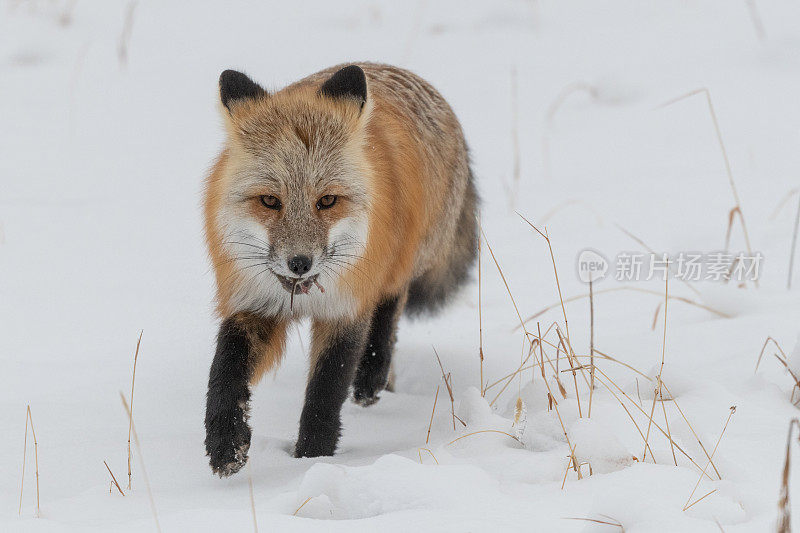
[273,273,321,295]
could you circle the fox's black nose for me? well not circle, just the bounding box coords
[288,255,312,276]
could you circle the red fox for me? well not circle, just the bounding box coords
[203,63,478,476]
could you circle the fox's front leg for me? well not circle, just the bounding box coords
[205,313,287,477]
[295,317,371,458]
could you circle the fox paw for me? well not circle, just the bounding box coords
[352,381,383,407]
[209,440,250,477]
[205,408,251,477]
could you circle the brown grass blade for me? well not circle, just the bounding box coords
[446,430,521,447]
[658,88,757,286]
[127,330,142,490]
[293,497,312,516]
[788,193,800,289]
[615,223,701,296]
[777,418,799,533]
[683,406,736,511]
[120,392,161,532]
[18,405,40,517]
[104,461,125,496]
[516,285,729,329]
[247,462,258,533]
[426,385,439,444]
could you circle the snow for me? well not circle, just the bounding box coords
[3,0,800,531]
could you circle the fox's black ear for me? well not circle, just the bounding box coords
[219,70,265,111]
[319,65,367,109]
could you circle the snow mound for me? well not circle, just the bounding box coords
[569,418,633,474]
[457,386,494,426]
[294,455,496,520]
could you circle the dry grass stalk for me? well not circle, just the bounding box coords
[485,348,647,398]
[788,193,800,289]
[754,336,787,373]
[636,379,643,406]
[446,430,521,447]
[745,0,767,42]
[558,328,583,417]
[615,223,701,296]
[426,385,440,444]
[643,276,670,463]
[117,0,138,67]
[683,406,736,511]
[127,330,142,490]
[772,355,800,397]
[480,227,529,335]
[509,66,520,207]
[517,213,592,409]
[594,367,712,478]
[563,515,624,530]
[541,82,598,180]
[560,448,573,490]
[531,323,580,472]
[642,376,661,464]
[661,382,722,479]
[489,339,537,407]
[534,326,574,406]
[537,323,545,384]
[104,460,125,496]
[18,405,40,517]
[585,348,651,380]
[517,285,729,328]
[247,462,258,533]
[483,321,560,395]
[120,392,161,533]
[684,489,718,511]
[771,188,800,220]
[588,278,595,416]
[540,199,605,226]
[658,88,757,286]
[418,447,439,464]
[651,302,662,331]
[769,187,800,220]
[293,497,312,516]
[433,347,465,429]
[478,224,484,396]
[724,206,743,252]
[481,224,574,407]
[777,418,799,533]
[661,391,677,467]
[517,214,573,344]
[593,373,656,461]
[753,337,800,400]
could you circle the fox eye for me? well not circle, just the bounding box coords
[260,195,281,210]
[317,195,337,210]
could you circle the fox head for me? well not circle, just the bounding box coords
[210,66,373,316]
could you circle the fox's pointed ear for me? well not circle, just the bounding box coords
[219,70,266,111]
[318,65,367,110]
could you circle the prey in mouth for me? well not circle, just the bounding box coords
[273,272,326,311]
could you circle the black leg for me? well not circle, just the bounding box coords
[295,318,370,458]
[204,314,283,477]
[353,292,405,406]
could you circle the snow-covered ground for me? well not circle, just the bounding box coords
[3,1,800,531]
